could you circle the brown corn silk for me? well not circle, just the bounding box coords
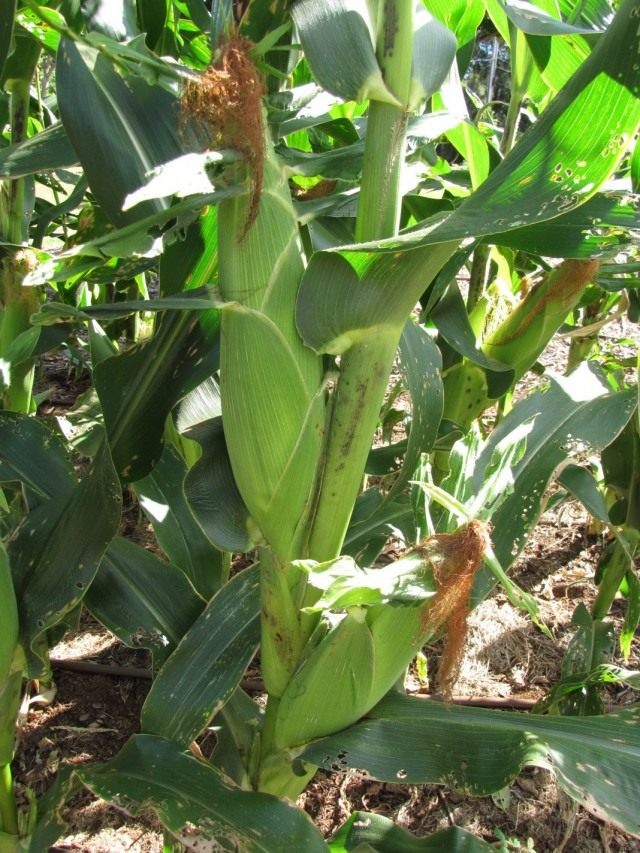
[180,37,265,236]
[415,521,491,699]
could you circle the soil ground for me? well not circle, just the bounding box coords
[11,318,640,852]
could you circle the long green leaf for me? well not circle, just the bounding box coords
[79,734,328,852]
[135,443,228,599]
[472,363,636,597]
[484,192,640,258]
[141,564,260,745]
[0,411,74,502]
[0,122,77,177]
[0,0,15,82]
[303,692,640,836]
[56,37,182,226]
[8,441,121,674]
[85,537,205,669]
[500,0,602,34]
[387,320,444,499]
[330,812,493,852]
[94,309,219,481]
[184,417,252,553]
[0,544,18,686]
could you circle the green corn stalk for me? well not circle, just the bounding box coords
[259,1,458,787]
[0,31,41,413]
[306,1,422,562]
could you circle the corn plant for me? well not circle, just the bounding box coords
[1,0,640,849]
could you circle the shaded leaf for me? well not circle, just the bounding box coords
[0,0,15,81]
[499,0,602,34]
[135,443,228,599]
[0,411,74,502]
[0,122,77,178]
[85,537,205,669]
[472,363,636,599]
[141,564,260,745]
[79,734,328,852]
[94,309,220,482]
[330,812,493,852]
[56,37,181,226]
[184,417,252,554]
[8,442,121,674]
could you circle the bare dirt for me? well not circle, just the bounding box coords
[12,318,640,852]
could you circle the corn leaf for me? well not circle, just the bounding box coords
[499,0,602,34]
[297,243,456,355]
[303,692,640,837]
[386,320,444,499]
[426,0,485,49]
[0,122,77,177]
[7,441,121,675]
[85,537,205,669]
[330,812,493,852]
[0,543,18,687]
[0,411,74,503]
[141,564,260,745]
[135,443,228,599]
[410,5,458,106]
[79,734,328,852]
[291,0,398,107]
[56,37,182,226]
[526,31,591,96]
[21,766,80,853]
[0,0,15,81]
[472,363,636,598]
[32,286,218,325]
[431,284,514,396]
[94,309,219,481]
[558,0,616,30]
[184,417,252,554]
[483,192,640,258]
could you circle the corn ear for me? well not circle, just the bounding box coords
[366,602,430,705]
[483,259,600,381]
[218,136,320,395]
[220,304,324,559]
[274,608,375,748]
[441,362,488,433]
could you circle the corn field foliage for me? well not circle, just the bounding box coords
[0,0,640,849]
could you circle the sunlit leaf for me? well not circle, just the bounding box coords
[79,734,327,852]
[304,691,640,836]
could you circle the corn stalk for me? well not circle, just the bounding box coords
[0,28,40,412]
